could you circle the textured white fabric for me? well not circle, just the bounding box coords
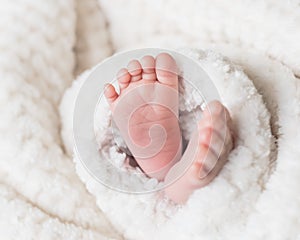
[1,0,300,239]
[0,0,118,239]
[66,49,273,240]
[62,44,300,240]
[98,0,300,76]
[216,45,300,240]
[74,0,112,75]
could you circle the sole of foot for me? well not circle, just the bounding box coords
[104,53,182,181]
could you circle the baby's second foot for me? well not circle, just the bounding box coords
[164,101,234,204]
[104,53,182,181]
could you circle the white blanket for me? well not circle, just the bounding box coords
[1,0,300,239]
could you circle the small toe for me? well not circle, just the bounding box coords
[199,127,226,158]
[207,101,232,128]
[204,101,224,116]
[185,144,218,184]
[199,127,213,146]
[140,55,156,81]
[155,53,178,88]
[209,131,226,158]
[197,145,218,179]
[198,112,226,134]
[117,68,131,90]
[127,60,142,82]
[202,101,233,151]
[104,83,118,105]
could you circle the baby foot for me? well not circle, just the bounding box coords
[104,53,182,181]
[164,101,234,204]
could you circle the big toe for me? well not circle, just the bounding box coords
[204,101,225,118]
[155,53,178,88]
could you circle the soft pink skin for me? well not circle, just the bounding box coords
[104,53,182,181]
[164,101,234,204]
[104,53,234,204]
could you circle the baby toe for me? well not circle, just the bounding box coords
[117,68,131,90]
[155,53,178,89]
[199,127,213,146]
[197,145,218,179]
[141,55,156,81]
[210,131,226,158]
[199,127,225,158]
[198,112,226,133]
[203,101,225,117]
[104,83,118,105]
[127,59,142,82]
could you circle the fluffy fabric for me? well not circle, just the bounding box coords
[98,0,300,76]
[74,0,112,75]
[65,48,274,240]
[1,0,300,239]
[0,0,118,239]
[62,45,300,240]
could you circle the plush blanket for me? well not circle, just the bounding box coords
[1,0,300,239]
